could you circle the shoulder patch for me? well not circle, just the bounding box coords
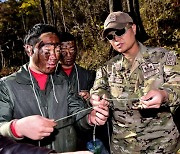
[166,52,176,66]
[96,70,103,79]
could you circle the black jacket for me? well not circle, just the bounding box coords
[0,135,55,154]
[57,64,110,152]
[0,63,91,152]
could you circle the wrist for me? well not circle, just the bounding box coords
[160,90,168,102]
[12,119,23,138]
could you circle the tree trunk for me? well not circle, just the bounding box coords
[40,0,48,24]
[59,0,67,32]
[109,0,122,13]
[0,45,5,70]
[129,0,149,42]
[49,0,56,26]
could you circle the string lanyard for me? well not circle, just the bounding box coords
[105,98,139,101]
[93,124,97,146]
[74,63,80,93]
[28,68,45,117]
[55,107,93,122]
[87,123,110,154]
[105,97,177,108]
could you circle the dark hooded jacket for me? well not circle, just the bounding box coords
[0,63,92,153]
[57,64,110,152]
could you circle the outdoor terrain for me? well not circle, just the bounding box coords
[0,0,179,77]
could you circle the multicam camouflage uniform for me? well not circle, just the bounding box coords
[90,42,180,154]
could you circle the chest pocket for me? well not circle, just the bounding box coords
[108,72,137,98]
[141,63,164,94]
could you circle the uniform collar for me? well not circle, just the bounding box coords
[127,42,150,76]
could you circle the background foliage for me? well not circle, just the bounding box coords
[0,0,179,77]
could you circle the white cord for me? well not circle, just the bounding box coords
[28,68,44,117]
[105,98,139,101]
[107,121,111,154]
[50,75,59,104]
[55,107,93,122]
[93,124,96,143]
[74,63,80,93]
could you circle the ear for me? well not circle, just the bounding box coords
[132,24,137,35]
[24,45,33,56]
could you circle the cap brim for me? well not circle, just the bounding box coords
[102,22,127,38]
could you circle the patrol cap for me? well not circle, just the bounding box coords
[103,11,133,38]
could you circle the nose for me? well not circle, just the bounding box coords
[114,35,121,42]
[66,51,71,56]
[49,50,58,60]
[49,53,57,60]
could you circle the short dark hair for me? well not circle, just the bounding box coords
[24,23,59,46]
[59,32,75,42]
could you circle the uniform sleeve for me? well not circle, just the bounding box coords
[160,51,180,109]
[90,66,111,98]
[0,80,14,138]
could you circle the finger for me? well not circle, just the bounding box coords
[141,98,157,106]
[141,91,154,101]
[95,116,107,125]
[141,103,147,109]
[102,94,107,99]
[41,116,55,122]
[94,104,109,110]
[43,122,57,128]
[91,99,108,107]
[41,126,54,133]
[95,119,100,126]
[44,119,57,127]
[79,92,86,97]
[91,94,101,101]
[41,132,51,137]
[141,100,160,109]
[84,95,90,100]
[100,100,109,107]
[93,106,109,117]
[145,104,160,109]
[96,112,108,120]
[91,99,101,106]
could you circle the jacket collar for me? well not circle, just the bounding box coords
[15,63,31,84]
[15,63,65,85]
[56,63,77,79]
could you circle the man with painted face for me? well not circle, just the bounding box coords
[90,11,180,153]
[58,32,96,100]
[0,23,109,153]
[57,32,110,152]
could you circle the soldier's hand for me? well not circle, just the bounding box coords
[88,94,109,125]
[15,115,57,140]
[140,89,168,108]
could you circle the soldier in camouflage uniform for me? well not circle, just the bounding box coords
[90,11,180,154]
